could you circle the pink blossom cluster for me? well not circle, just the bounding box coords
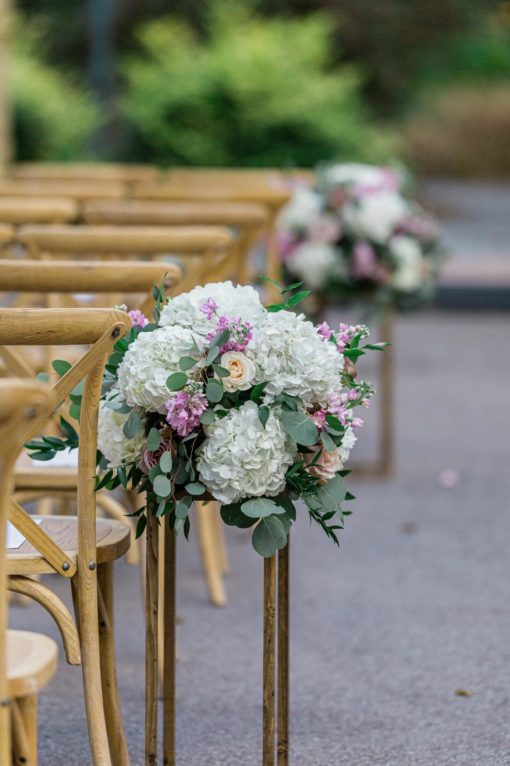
[164,391,208,437]
[317,322,369,353]
[207,316,253,353]
[128,309,149,328]
[199,297,218,320]
[311,389,365,433]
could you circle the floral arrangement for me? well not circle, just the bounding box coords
[278,163,443,309]
[28,280,385,558]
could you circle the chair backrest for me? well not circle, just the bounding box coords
[0,196,78,224]
[0,379,56,764]
[0,259,179,375]
[9,163,159,184]
[0,179,127,201]
[130,180,291,210]
[15,223,235,292]
[164,168,315,186]
[0,307,130,583]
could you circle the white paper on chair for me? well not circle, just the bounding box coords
[7,519,42,549]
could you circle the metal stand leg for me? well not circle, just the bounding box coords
[162,524,176,766]
[277,542,289,765]
[145,513,159,766]
[379,306,395,478]
[263,554,277,766]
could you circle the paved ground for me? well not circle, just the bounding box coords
[10,308,510,765]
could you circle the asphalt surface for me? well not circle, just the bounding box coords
[10,308,510,765]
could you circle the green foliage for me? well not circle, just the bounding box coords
[120,0,392,167]
[10,18,100,161]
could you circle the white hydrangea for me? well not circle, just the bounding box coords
[197,401,296,504]
[251,310,341,407]
[389,235,424,292]
[159,281,266,336]
[325,163,393,189]
[278,185,322,233]
[342,191,408,244]
[97,402,145,468]
[117,325,204,412]
[287,242,337,290]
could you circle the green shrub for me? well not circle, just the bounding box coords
[120,1,394,167]
[10,21,100,161]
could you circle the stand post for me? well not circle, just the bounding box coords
[277,541,289,765]
[162,523,176,766]
[145,513,159,765]
[263,554,277,766]
[379,305,394,477]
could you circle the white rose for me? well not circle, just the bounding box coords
[220,351,256,392]
[389,235,424,292]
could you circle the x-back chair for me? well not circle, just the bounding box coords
[16,223,235,295]
[0,380,58,766]
[0,179,127,202]
[9,162,159,184]
[0,196,78,225]
[131,179,291,301]
[82,198,269,285]
[1,307,132,766]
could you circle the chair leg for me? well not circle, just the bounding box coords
[11,696,37,766]
[196,501,227,607]
[97,561,131,766]
[72,575,112,766]
[211,503,230,575]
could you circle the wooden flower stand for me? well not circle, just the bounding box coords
[145,514,290,766]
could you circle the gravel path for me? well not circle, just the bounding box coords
[10,309,510,765]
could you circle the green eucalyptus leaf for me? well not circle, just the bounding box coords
[123,410,144,439]
[220,503,256,528]
[159,451,173,473]
[175,500,190,519]
[209,328,230,348]
[200,409,215,426]
[185,482,205,496]
[147,428,161,452]
[280,410,318,447]
[249,382,267,403]
[241,497,284,518]
[258,405,270,428]
[153,474,171,498]
[206,378,223,403]
[148,464,161,483]
[179,356,198,371]
[166,372,188,391]
[320,431,336,452]
[36,371,50,383]
[206,345,220,365]
[252,515,288,558]
[212,364,230,378]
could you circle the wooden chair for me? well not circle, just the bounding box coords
[131,179,291,301]
[0,196,78,225]
[82,198,269,285]
[0,179,127,202]
[0,379,59,766]
[8,162,159,184]
[0,256,227,607]
[16,223,235,295]
[1,306,132,766]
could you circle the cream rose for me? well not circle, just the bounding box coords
[306,447,344,484]
[220,351,257,392]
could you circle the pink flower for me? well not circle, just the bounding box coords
[207,316,253,353]
[351,417,364,429]
[128,309,149,328]
[318,322,332,342]
[351,242,377,279]
[200,297,218,320]
[311,409,327,430]
[277,232,299,261]
[165,391,208,437]
[141,437,172,473]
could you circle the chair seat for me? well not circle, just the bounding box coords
[7,515,131,575]
[7,629,58,698]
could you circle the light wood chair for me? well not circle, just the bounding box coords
[131,179,291,301]
[0,379,59,766]
[1,306,133,766]
[0,179,127,202]
[16,223,235,295]
[0,196,78,225]
[8,162,159,184]
[82,198,269,285]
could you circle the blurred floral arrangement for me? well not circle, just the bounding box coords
[278,163,444,310]
[27,281,386,558]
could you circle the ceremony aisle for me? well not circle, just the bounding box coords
[10,309,510,765]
